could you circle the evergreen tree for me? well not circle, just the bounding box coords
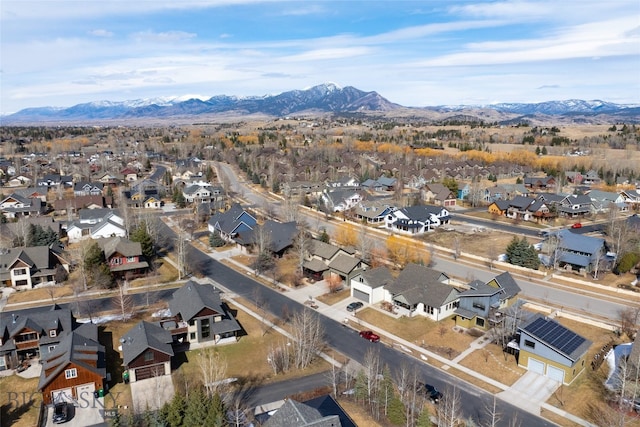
[416,406,432,427]
[387,396,406,425]
[131,223,155,260]
[172,188,186,208]
[318,229,330,244]
[183,387,208,427]
[204,393,227,427]
[209,231,226,248]
[505,236,540,270]
[164,393,186,427]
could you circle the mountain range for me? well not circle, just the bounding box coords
[3,83,638,125]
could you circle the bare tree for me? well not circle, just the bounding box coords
[290,308,325,370]
[357,224,374,264]
[174,231,189,280]
[325,355,341,398]
[267,340,291,374]
[482,395,502,427]
[395,363,421,427]
[436,385,462,427]
[282,195,300,222]
[114,281,133,322]
[618,307,640,339]
[197,346,228,397]
[293,225,311,275]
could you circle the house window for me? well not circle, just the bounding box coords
[13,268,27,275]
[189,332,196,340]
[188,319,195,326]
[48,345,56,352]
[472,302,486,311]
[49,330,57,337]
[65,368,77,379]
[524,340,535,349]
[475,318,485,328]
[144,351,154,362]
[127,257,136,262]
[201,319,210,339]
[112,258,122,265]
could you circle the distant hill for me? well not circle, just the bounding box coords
[2,83,638,125]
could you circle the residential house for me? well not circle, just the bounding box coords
[235,220,297,257]
[0,245,69,289]
[121,321,174,382]
[524,176,556,190]
[585,190,627,213]
[457,183,470,201]
[167,281,242,346]
[504,196,554,222]
[454,272,521,330]
[0,193,46,219]
[558,194,594,218]
[281,181,324,198]
[549,229,609,274]
[36,174,73,191]
[302,240,356,281]
[517,314,591,384]
[14,186,49,203]
[361,176,396,192]
[96,172,124,186]
[487,200,511,216]
[120,168,139,182]
[261,395,356,427]
[352,200,396,225]
[565,171,583,184]
[0,305,76,371]
[66,208,126,243]
[582,170,601,185]
[422,183,457,208]
[350,266,394,304]
[384,205,451,235]
[484,185,508,204]
[6,175,33,187]
[73,182,104,197]
[384,263,457,320]
[327,254,369,286]
[96,236,149,280]
[621,189,640,210]
[38,322,106,404]
[207,203,257,242]
[182,182,224,205]
[326,176,360,188]
[53,195,112,215]
[321,188,363,212]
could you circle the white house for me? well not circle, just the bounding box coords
[66,208,126,243]
[384,205,450,235]
[350,267,394,304]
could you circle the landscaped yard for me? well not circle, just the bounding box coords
[459,342,526,386]
[0,376,42,427]
[355,308,475,358]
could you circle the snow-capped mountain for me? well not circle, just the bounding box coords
[2,84,637,124]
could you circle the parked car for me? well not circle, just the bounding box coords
[420,383,443,403]
[571,222,582,229]
[346,301,364,312]
[359,330,380,342]
[53,402,69,424]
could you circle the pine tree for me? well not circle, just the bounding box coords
[387,396,406,425]
[203,393,227,427]
[163,393,186,427]
[209,231,226,248]
[131,223,155,260]
[318,229,330,244]
[183,387,208,427]
[416,406,432,427]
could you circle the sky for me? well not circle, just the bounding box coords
[1,0,639,114]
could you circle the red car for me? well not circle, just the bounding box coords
[571,223,582,229]
[359,330,380,342]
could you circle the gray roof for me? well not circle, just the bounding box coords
[0,305,76,354]
[488,272,521,299]
[0,246,67,282]
[519,314,592,362]
[327,254,363,275]
[263,398,341,427]
[38,325,106,391]
[207,203,257,235]
[555,229,605,255]
[308,240,341,260]
[302,258,329,273]
[96,236,142,258]
[236,220,297,253]
[169,281,226,322]
[122,321,174,366]
[386,263,452,306]
[359,267,394,289]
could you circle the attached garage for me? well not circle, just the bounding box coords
[528,358,545,375]
[546,365,565,383]
[52,388,73,403]
[76,383,95,401]
[134,364,165,381]
[352,288,370,303]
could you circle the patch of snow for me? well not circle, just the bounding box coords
[152,308,172,318]
[77,313,132,324]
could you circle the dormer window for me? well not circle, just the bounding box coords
[49,329,57,337]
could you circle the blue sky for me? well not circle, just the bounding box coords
[1,0,639,113]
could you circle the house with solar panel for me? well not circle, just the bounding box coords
[517,314,592,384]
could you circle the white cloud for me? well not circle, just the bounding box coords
[130,30,197,43]
[88,29,113,37]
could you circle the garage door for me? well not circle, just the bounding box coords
[135,364,165,381]
[528,358,545,375]
[52,388,73,403]
[547,365,565,383]
[76,383,95,401]
[352,288,370,303]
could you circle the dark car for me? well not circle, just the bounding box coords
[346,301,364,312]
[359,330,380,342]
[421,383,443,403]
[53,402,69,424]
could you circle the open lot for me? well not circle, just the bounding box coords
[355,308,475,359]
[0,376,42,427]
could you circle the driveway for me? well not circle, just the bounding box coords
[130,375,175,413]
[498,371,560,412]
[44,398,105,427]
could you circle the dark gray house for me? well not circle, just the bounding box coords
[167,281,242,346]
[454,272,521,330]
[121,321,174,382]
[262,395,356,427]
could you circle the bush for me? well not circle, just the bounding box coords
[614,252,640,274]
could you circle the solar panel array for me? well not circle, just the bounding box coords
[524,316,586,357]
